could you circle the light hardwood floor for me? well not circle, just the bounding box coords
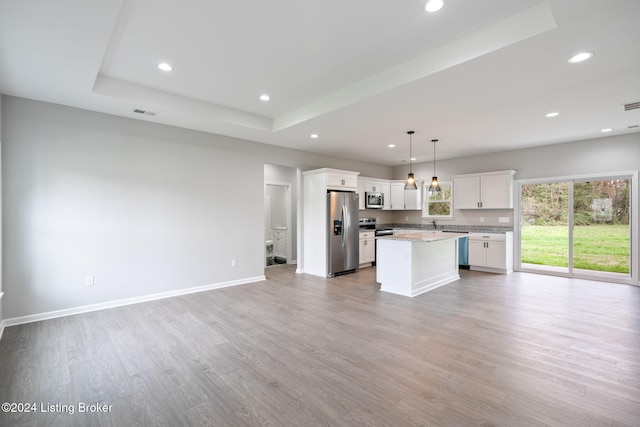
[1,266,639,426]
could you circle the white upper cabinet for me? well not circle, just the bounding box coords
[390,182,405,210]
[379,181,391,211]
[358,177,392,210]
[325,170,358,190]
[390,180,423,210]
[357,179,366,210]
[453,170,515,209]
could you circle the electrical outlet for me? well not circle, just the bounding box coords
[231,259,237,267]
[85,276,94,287]
[499,217,510,223]
[479,217,484,223]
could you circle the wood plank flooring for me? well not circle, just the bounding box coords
[1,266,639,426]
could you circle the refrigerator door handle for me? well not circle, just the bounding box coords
[342,205,348,247]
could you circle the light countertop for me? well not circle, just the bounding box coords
[376,231,469,242]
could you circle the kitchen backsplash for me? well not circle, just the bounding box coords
[359,208,514,230]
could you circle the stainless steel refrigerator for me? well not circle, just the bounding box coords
[327,191,359,277]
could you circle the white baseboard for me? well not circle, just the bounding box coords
[1,276,266,329]
[0,291,5,340]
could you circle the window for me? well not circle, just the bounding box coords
[422,181,453,218]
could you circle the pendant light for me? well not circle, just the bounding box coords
[404,131,417,190]
[429,139,441,194]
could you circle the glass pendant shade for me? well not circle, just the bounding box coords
[429,176,441,193]
[405,173,417,190]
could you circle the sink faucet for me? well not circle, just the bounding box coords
[431,220,437,230]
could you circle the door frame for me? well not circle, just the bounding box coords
[514,171,638,286]
[264,181,292,266]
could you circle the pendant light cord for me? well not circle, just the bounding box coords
[407,130,415,173]
[432,139,437,176]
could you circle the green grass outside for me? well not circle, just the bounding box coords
[521,225,630,274]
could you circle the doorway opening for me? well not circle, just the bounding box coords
[265,183,290,266]
[517,174,633,283]
[264,164,299,268]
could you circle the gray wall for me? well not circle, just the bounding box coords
[1,97,390,319]
[392,133,640,227]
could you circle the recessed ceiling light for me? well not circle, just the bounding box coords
[425,0,444,13]
[310,133,319,139]
[601,128,613,133]
[259,94,270,101]
[158,62,173,72]
[411,157,417,161]
[545,112,559,118]
[568,51,594,64]
[388,144,396,148]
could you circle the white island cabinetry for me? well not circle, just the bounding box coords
[376,232,467,297]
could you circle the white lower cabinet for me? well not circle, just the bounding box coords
[359,231,375,265]
[468,232,513,273]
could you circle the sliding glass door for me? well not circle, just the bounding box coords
[520,182,570,275]
[518,176,631,282]
[572,179,630,279]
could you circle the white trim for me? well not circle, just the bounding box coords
[381,272,460,297]
[0,291,4,340]
[517,171,636,184]
[631,171,639,286]
[1,276,265,329]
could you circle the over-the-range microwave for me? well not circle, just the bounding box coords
[365,192,384,209]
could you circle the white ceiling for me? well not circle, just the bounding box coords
[1,0,639,165]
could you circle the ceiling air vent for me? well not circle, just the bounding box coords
[133,109,156,116]
[623,101,640,111]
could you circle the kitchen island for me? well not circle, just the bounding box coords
[376,232,468,297]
